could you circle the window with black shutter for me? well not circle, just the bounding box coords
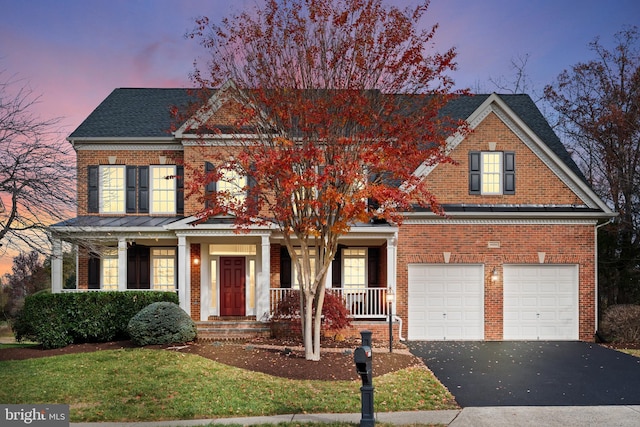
[468,151,516,195]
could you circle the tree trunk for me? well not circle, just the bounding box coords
[303,290,317,360]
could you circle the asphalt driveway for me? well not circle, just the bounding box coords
[407,341,640,407]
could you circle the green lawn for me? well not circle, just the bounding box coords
[0,348,457,423]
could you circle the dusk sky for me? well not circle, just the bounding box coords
[0,0,638,275]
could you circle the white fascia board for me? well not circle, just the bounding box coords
[402,209,617,221]
[488,95,614,214]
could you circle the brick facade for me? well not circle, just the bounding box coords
[396,222,596,341]
[59,90,611,344]
[76,149,183,216]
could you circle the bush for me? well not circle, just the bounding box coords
[600,304,640,343]
[13,291,178,349]
[270,290,351,339]
[127,302,196,346]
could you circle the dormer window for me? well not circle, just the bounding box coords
[469,151,515,195]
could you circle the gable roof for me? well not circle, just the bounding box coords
[69,88,201,139]
[68,88,585,185]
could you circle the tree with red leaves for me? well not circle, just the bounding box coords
[185,0,465,360]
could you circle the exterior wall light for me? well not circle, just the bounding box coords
[491,267,499,282]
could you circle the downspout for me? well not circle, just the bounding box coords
[594,218,614,339]
[394,316,405,341]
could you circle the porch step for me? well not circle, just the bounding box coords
[196,320,271,342]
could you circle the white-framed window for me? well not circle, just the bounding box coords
[218,168,247,206]
[102,248,119,290]
[293,247,317,289]
[150,166,176,214]
[342,248,367,289]
[99,165,125,213]
[151,248,176,291]
[469,151,515,195]
[481,152,502,194]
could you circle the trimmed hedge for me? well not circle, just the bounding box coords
[128,302,197,346]
[13,291,179,349]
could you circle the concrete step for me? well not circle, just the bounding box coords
[196,320,271,341]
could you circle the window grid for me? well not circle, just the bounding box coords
[293,248,317,289]
[100,166,125,213]
[482,152,502,194]
[102,248,118,290]
[343,248,366,288]
[152,248,176,291]
[151,166,176,214]
[219,168,247,206]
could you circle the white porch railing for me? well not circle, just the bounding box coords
[269,287,389,319]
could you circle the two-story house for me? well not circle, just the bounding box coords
[50,88,615,342]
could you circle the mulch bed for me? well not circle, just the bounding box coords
[0,337,423,381]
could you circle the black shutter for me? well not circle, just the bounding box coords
[367,247,379,287]
[88,166,99,213]
[138,167,149,213]
[127,245,150,289]
[280,246,292,288]
[503,152,515,194]
[126,166,137,213]
[332,246,343,288]
[205,161,216,209]
[88,254,100,289]
[138,247,150,288]
[176,165,184,214]
[469,152,481,194]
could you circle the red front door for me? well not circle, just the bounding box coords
[220,257,246,316]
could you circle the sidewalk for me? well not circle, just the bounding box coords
[69,406,640,427]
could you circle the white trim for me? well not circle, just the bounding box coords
[149,165,177,215]
[412,93,614,215]
[404,217,597,225]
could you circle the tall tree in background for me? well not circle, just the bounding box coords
[2,251,48,317]
[186,0,465,359]
[544,26,640,307]
[0,70,76,257]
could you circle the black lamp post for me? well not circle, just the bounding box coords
[386,288,394,353]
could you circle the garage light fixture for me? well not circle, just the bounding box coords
[491,267,499,281]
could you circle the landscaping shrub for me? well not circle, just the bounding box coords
[13,291,178,349]
[127,301,196,346]
[600,304,640,343]
[269,290,351,339]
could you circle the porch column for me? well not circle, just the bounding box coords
[177,236,189,315]
[386,234,398,296]
[118,237,127,291]
[257,235,271,321]
[51,238,63,293]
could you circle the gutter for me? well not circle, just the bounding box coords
[594,217,615,339]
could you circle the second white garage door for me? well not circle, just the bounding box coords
[503,265,579,340]
[408,264,484,340]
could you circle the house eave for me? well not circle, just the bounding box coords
[403,208,617,221]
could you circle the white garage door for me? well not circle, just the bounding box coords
[408,264,484,340]
[503,265,579,340]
